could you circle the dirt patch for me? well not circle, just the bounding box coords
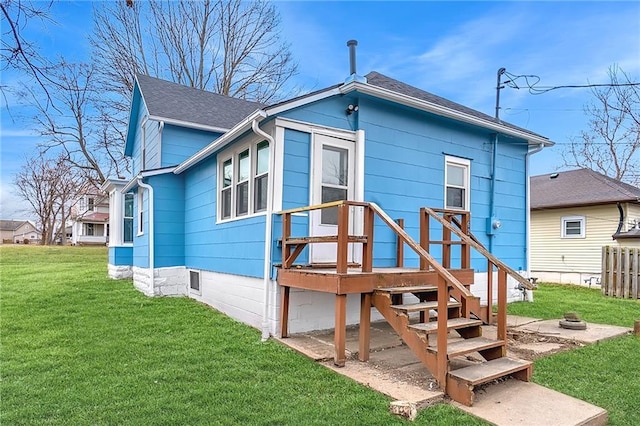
[506,329,586,360]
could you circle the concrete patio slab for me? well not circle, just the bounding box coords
[455,379,608,426]
[507,315,540,327]
[514,319,631,343]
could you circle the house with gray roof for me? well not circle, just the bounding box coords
[530,168,640,285]
[104,55,553,353]
[0,220,41,244]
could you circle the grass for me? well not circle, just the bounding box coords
[508,283,640,327]
[509,283,640,425]
[0,245,487,425]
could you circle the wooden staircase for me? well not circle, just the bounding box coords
[372,284,531,406]
[276,201,535,406]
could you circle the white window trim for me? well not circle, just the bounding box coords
[217,138,270,224]
[137,190,144,236]
[561,215,585,239]
[444,155,471,211]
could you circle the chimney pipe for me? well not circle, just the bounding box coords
[347,40,357,75]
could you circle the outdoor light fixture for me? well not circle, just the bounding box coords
[346,104,359,115]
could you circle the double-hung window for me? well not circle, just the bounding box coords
[218,140,270,221]
[123,193,134,243]
[445,156,470,210]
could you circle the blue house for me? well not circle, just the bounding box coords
[104,49,552,405]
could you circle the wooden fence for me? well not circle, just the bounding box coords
[601,246,640,299]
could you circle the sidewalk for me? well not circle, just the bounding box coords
[276,315,631,425]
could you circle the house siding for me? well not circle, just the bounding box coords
[531,204,621,284]
[144,119,162,170]
[183,155,266,278]
[358,97,528,272]
[149,173,185,268]
[161,125,222,167]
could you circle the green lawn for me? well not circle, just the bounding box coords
[0,246,486,425]
[509,283,640,426]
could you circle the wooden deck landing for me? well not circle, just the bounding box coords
[277,267,474,295]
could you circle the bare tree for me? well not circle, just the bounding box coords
[13,154,82,245]
[562,66,640,185]
[91,0,297,109]
[27,60,129,188]
[1,0,55,104]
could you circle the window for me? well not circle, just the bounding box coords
[137,190,144,235]
[88,197,95,211]
[562,216,585,238]
[218,140,270,221]
[189,270,201,293]
[445,156,470,210]
[124,193,134,243]
[321,145,348,225]
[85,223,95,236]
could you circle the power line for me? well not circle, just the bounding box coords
[502,70,640,95]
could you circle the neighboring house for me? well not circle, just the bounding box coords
[70,190,110,245]
[105,64,552,336]
[530,168,640,285]
[0,220,41,244]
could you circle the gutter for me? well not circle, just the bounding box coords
[340,82,554,147]
[525,143,545,277]
[251,119,276,342]
[137,178,155,293]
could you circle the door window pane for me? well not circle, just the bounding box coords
[322,147,348,186]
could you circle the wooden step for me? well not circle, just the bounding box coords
[409,317,482,335]
[375,285,439,294]
[449,357,532,386]
[390,300,461,313]
[427,336,504,358]
[446,357,533,406]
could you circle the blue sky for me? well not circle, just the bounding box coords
[1,1,639,219]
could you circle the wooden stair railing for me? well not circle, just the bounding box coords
[278,201,532,405]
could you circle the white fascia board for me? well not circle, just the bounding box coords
[265,87,342,115]
[121,167,177,193]
[340,82,554,147]
[101,177,129,193]
[147,115,229,134]
[174,109,267,174]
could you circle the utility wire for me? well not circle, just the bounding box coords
[502,71,640,95]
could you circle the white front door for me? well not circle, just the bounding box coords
[310,133,356,263]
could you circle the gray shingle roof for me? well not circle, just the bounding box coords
[364,71,546,139]
[0,220,27,231]
[531,168,640,209]
[136,74,265,130]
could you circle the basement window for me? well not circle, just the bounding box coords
[561,216,585,238]
[189,270,201,294]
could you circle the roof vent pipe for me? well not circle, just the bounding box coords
[347,40,358,75]
[344,40,367,84]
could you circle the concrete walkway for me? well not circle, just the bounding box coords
[276,315,632,425]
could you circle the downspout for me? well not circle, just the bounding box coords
[137,178,155,293]
[252,118,275,341]
[615,202,624,236]
[525,143,544,278]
